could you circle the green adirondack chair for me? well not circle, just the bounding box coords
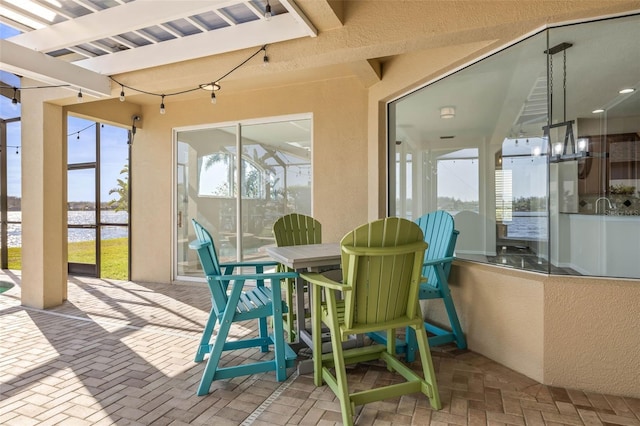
[272,213,322,342]
[190,219,297,396]
[300,217,441,425]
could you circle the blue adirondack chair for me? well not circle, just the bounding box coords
[368,211,467,361]
[189,219,297,395]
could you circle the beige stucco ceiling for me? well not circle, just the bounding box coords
[2,1,639,106]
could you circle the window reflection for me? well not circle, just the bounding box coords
[389,14,639,279]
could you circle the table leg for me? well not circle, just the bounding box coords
[295,273,307,346]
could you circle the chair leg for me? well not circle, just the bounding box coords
[270,278,288,382]
[325,293,354,426]
[441,289,467,349]
[258,316,269,353]
[404,326,417,363]
[284,277,296,342]
[195,308,217,362]
[197,313,233,396]
[413,324,442,410]
[312,284,323,387]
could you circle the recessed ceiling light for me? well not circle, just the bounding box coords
[439,107,455,119]
[592,109,605,114]
[619,88,635,94]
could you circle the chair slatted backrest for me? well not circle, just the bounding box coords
[273,213,322,247]
[415,211,458,286]
[191,219,228,313]
[340,217,427,330]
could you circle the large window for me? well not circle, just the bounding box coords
[175,115,312,279]
[389,14,640,279]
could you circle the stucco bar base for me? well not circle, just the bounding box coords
[421,261,640,398]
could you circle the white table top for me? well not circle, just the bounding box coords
[266,243,341,270]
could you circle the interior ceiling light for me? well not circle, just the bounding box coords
[440,106,455,119]
[592,109,605,113]
[619,88,636,94]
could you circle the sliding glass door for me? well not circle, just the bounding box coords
[175,115,312,279]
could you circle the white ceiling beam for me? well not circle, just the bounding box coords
[280,0,317,37]
[184,16,208,33]
[0,39,111,97]
[7,0,240,53]
[76,14,313,75]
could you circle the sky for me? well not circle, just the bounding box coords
[67,116,129,203]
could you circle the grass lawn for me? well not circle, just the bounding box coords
[8,238,129,280]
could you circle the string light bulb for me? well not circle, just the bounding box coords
[263,49,269,66]
[265,0,271,20]
[77,89,83,103]
[160,95,166,114]
[119,85,125,102]
[210,92,217,104]
[11,88,18,109]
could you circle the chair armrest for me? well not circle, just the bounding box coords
[220,260,281,268]
[300,272,351,292]
[423,256,455,267]
[213,271,298,282]
[189,240,209,250]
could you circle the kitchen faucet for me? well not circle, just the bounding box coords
[595,197,614,214]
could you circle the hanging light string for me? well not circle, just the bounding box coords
[1,145,21,155]
[109,44,268,112]
[1,83,72,106]
[2,44,268,109]
[67,122,97,140]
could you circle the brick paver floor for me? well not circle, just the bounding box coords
[1,272,638,425]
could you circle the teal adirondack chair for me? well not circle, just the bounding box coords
[272,213,322,342]
[300,217,441,425]
[190,219,297,395]
[368,210,467,361]
[407,210,467,360]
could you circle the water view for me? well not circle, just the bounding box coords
[6,211,128,247]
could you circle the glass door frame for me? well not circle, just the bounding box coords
[67,118,131,279]
[173,113,313,281]
[0,116,21,269]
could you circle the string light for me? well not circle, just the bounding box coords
[3,145,20,155]
[109,44,268,113]
[67,123,97,140]
[265,0,272,20]
[1,83,72,107]
[11,87,18,108]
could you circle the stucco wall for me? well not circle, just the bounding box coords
[130,77,369,283]
[543,276,640,397]
[444,262,640,397]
